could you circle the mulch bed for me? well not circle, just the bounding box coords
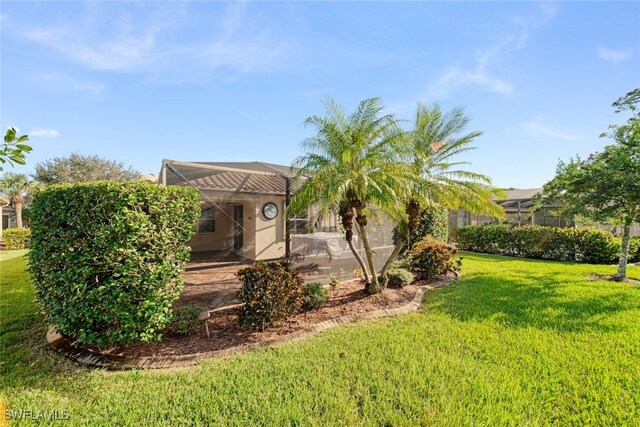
[99,279,436,357]
[588,274,640,285]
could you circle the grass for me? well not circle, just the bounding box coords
[2,251,640,426]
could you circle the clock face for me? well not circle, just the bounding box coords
[262,202,278,220]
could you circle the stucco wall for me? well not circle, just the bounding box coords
[254,195,286,260]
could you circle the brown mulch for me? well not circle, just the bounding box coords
[100,279,433,357]
[588,274,640,285]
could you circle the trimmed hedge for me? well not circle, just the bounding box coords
[2,228,30,249]
[29,182,200,347]
[451,225,638,264]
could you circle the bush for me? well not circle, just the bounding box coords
[451,225,622,264]
[396,204,450,254]
[630,237,640,263]
[29,182,200,347]
[237,260,303,330]
[171,304,204,336]
[411,204,449,244]
[2,228,30,249]
[386,268,414,288]
[408,237,461,281]
[329,274,340,289]
[301,282,328,309]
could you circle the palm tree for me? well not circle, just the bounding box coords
[288,97,408,294]
[0,172,40,228]
[380,104,505,279]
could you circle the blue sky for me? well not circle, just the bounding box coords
[1,1,638,188]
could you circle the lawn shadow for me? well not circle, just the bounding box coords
[425,270,640,333]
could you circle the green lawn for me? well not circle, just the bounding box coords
[2,251,640,426]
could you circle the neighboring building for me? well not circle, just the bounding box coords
[449,188,571,230]
[0,195,18,240]
[449,187,640,237]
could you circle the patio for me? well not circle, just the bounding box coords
[178,247,396,312]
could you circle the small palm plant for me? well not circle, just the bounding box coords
[0,172,41,228]
[288,97,408,293]
[380,103,505,279]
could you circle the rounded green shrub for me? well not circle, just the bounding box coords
[29,182,200,347]
[630,237,640,263]
[386,268,414,288]
[237,260,303,330]
[2,227,30,250]
[301,282,328,309]
[171,304,204,336]
[408,237,461,281]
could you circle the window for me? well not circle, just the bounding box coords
[197,206,216,233]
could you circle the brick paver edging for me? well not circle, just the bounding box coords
[46,277,457,371]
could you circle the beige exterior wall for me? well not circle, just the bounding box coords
[188,202,235,252]
[253,195,286,260]
[187,193,287,261]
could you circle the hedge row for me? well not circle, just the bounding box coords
[2,228,30,249]
[451,225,640,264]
[29,182,200,347]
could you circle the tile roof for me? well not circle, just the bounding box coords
[164,160,304,195]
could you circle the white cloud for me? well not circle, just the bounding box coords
[10,2,289,82]
[30,128,59,138]
[426,6,556,98]
[597,45,632,62]
[523,122,579,141]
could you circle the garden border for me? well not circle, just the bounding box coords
[46,277,456,371]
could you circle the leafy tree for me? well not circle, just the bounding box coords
[288,97,408,293]
[0,172,40,228]
[33,153,141,184]
[380,104,504,280]
[1,127,31,171]
[543,89,639,280]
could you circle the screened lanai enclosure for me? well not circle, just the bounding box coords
[160,160,396,282]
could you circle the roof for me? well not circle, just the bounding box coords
[496,188,542,201]
[0,195,9,205]
[162,160,302,196]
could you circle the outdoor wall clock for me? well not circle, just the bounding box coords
[262,202,278,220]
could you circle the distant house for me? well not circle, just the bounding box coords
[449,187,640,237]
[0,195,18,240]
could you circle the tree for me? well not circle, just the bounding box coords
[380,104,504,279]
[1,127,31,171]
[0,172,40,228]
[288,97,408,294]
[33,153,141,184]
[543,89,640,281]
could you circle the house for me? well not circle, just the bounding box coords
[449,187,640,237]
[159,159,396,267]
[449,188,571,229]
[160,159,298,261]
[0,195,18,240]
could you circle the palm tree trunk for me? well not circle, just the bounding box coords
[614,221,632,281]
[15,202,23,228]
[380,235,406,281]
[339,203,370,282]
[380,200,421,281]
[346,236,370,282]
[356,208,381,294]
